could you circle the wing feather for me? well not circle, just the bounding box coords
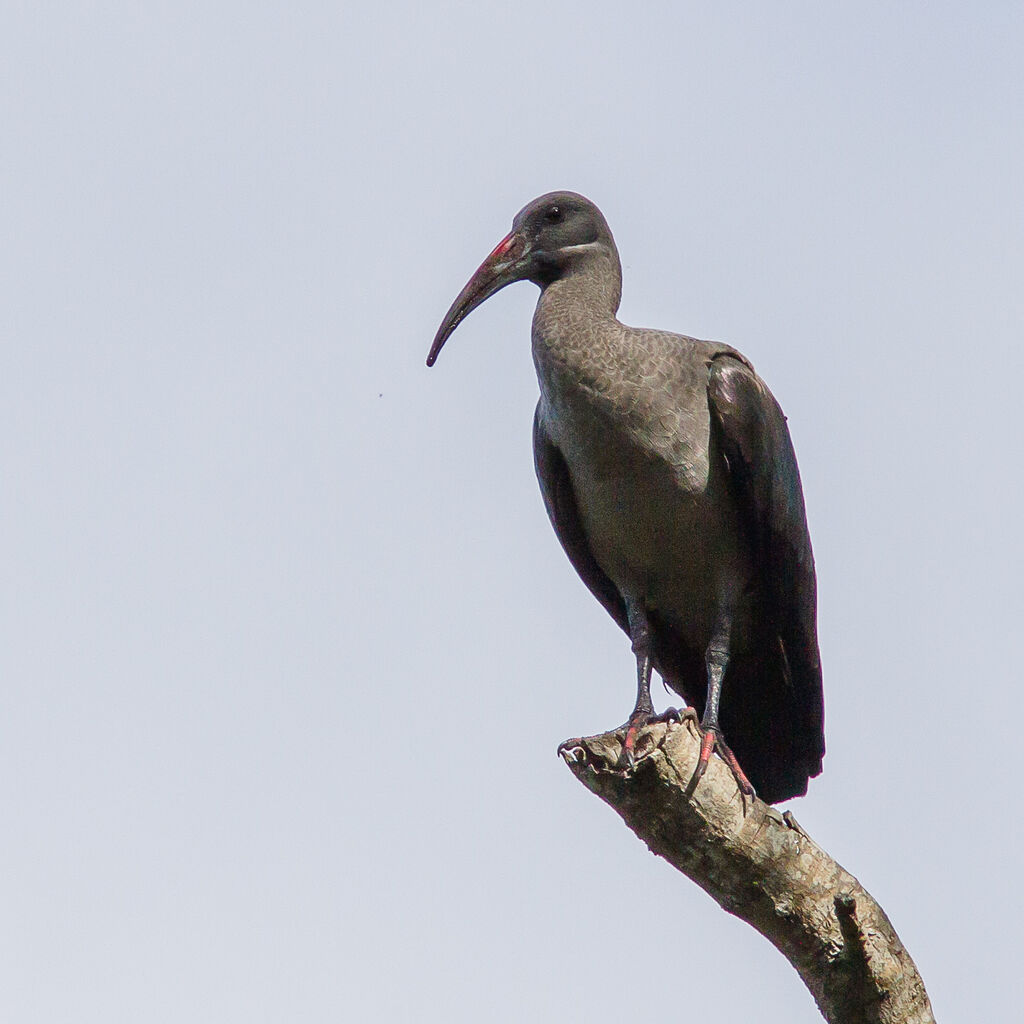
[532,406,629,636]
[707,355,825,795]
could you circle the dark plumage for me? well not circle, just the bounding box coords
[428,191,824,803]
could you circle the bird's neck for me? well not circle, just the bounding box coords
[542,245,622,316]
[531,250,626,395]
[533,247,623,344]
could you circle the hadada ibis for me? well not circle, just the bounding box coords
[427,192,824,804]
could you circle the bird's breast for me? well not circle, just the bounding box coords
[533,327,750,639]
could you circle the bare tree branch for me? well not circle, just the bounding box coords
[560,714,935,1024]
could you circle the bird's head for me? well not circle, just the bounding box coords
[426,191,616,366]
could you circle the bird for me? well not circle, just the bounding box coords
[426,191,824,804]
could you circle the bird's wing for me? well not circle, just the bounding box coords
[532,406,629,636]
[706,354,825,795]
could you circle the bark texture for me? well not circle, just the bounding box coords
[561,713,934,1024]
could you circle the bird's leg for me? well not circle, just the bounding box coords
[619,599,681,768]
[690,611,756,797]
[556,600,684,768]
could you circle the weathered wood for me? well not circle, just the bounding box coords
[561,715,934,1024]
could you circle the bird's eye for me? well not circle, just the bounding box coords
[544,205,563,224]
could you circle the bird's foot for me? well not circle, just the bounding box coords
[687,724,756,799]
[557,707,694,772]
[621,707,687,768]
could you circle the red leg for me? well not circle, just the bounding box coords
[690,725,755,797]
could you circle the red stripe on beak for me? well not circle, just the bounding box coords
[489,231,517,260]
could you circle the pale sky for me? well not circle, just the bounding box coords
[3,4,1022,1021]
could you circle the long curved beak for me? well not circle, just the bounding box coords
[426,231,530,366]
